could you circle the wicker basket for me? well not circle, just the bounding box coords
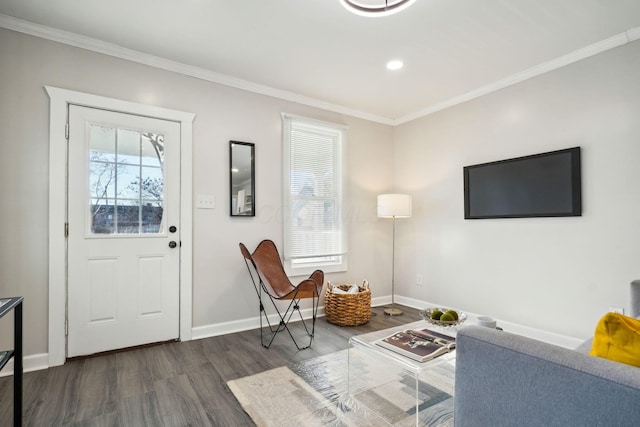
[324,281,371,326]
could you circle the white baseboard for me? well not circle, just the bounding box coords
[191,297,398,341]
[371,295,391,307]
[396,295,584,349]
[191,306,327,341]
[0,352,49,377]
[4,295,583,376]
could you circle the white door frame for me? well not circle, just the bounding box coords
[46,86,195,367]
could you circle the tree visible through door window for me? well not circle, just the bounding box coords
[88,124,165,234]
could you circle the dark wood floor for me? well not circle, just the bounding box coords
[0,305,421,426]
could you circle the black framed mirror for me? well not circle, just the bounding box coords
[230,141,255,216]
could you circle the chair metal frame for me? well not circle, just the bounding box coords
[240,240,324,350]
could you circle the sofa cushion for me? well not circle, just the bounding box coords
[590,312,640,367]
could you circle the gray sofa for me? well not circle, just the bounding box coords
[454,283,640,427]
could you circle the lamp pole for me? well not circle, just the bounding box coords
[384,215,402,316]
[377,193,411,316]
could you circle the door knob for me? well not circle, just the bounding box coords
[169,241,177,248]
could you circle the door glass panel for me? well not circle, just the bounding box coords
[139,132,164,232]
[117,200,140,234]
[89,125,116,162]
[89,162,117,199]
[118,164,141,200]
[88,124,165,235]
[117,128,141,164]
[141,133,164,166]
[89,124,117,234]
[91,198,115,234]
[142,203,163,233]
[141,166,164,199]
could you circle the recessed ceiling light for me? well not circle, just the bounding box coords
[340,0,417,17]
[386,60,404,70]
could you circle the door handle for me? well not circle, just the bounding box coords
[169,241,177,248]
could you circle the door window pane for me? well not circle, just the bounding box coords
[89,125,117,203]
[88,124,165,235]
[117,128,141,164]
[142,203,163,233]
[116,200,141,234]
[140,166,164,201]
[118,164,140,200]
[89,162,117,200]
[141,133,164,166]
[89,125,116,162]
[91,198,115,234]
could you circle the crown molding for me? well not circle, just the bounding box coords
[1,14,637,127]
[0,14,394,126]
[394,27,640,125]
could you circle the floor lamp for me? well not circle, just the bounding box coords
[377,194,412,316]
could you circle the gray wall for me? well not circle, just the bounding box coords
[0,28,394,357]
[3,25,639,361]
[393,40,640,339]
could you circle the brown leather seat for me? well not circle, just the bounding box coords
[240,240,324,349]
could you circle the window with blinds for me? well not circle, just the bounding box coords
[282,114,348,274]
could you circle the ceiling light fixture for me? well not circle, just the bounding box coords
[386,60,404,70]
[340,0,417,17]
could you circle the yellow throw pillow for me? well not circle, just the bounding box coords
[590,312,640,367]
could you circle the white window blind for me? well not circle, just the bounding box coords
[282,114,347,269]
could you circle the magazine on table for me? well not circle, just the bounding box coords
[376,328,456,362]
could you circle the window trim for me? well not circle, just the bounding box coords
[281,113,348,276]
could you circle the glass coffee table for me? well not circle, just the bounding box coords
[348,320,459,426]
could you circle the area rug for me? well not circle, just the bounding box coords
[227,349,455,426]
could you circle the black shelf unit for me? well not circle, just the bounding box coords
[0,296,23,427]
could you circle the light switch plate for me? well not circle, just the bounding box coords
[196,195,215,209]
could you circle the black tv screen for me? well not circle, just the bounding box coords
[464,147,581,219]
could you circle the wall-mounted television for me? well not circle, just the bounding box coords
[464,147,581,219]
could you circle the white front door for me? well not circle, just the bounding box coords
[67,105,181,357]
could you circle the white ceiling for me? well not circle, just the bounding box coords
[1,0,640,124]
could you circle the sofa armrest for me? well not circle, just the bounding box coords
[454,326,640,427]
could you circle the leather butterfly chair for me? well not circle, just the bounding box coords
[240,240,324,350]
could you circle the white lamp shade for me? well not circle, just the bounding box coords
[377,194,412,218]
